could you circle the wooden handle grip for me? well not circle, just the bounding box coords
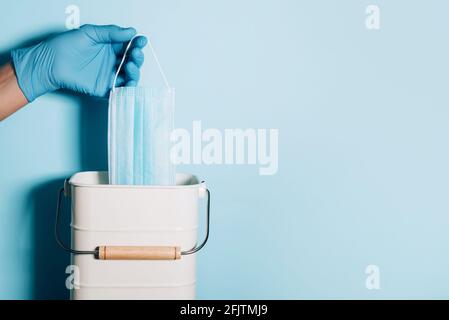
[97,246,181,260]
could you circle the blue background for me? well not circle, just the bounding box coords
[1,0,449,299]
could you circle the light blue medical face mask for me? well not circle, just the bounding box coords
[108,36,175,186]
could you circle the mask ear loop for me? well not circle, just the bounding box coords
[112,34,171,92]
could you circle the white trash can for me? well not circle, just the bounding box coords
[55,171,210,300]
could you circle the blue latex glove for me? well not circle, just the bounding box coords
[11,24,148,102]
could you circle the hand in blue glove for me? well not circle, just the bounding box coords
[11,24,148,102]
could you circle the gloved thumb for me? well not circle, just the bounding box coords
[82,24,137,43]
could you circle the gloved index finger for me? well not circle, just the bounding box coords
[131,36,148,48]
[113,35,147,55]
[84,24,137,43]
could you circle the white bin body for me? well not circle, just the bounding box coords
[68,171,205,300]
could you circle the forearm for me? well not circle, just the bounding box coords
[0,62,28,121]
